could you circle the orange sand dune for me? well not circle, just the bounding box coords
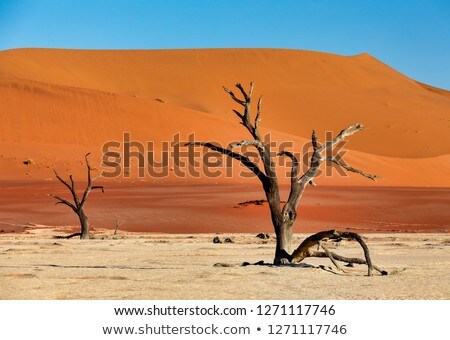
[0,49,449,181]
[1,76,449,186]
[1,48,449,159]
[0,48,449,187]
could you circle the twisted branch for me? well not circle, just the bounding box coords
[80,153,104,207]
[223,82,261,141]
[229,139,265,154]
[223,86,246,106]
[48,194,78,213]
[185,141,266,182]
[328,157,379,181]
[317,123,365,153]
[255,96,262,131]
[290,230,378,276]
[235,83,251,102]
[277,150,299,182]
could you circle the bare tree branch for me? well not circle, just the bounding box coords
[327,157,379,181]
[85,152,92,184]
[236,82,250,102]
[80,153,98,206]
[317,123,364,153]
[229,139,265,154]
[223,86,245,106]
[248,81,254,99]
[114,220,123,236]
[223,83,263,142]
[232,109,243,119]
[320,241,346,273]
[53,170,73,194]
[309,251,388,275]
[186,141,267,182]
[277,150,299,182]
[297,124,378,188]
[53,232,82,239]
[255,96,262,131]
[291,230,376,276]
[312,130,320,150]
[298,150,323,184]
[91,186,105,192]
[92,174,103,182]
[48,194,78,213]
[67,175,82,209]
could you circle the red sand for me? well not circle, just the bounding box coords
[0,182,448,234]
[0,48,449,234]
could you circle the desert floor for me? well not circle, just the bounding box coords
[0,228,448,299]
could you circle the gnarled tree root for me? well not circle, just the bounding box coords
[290,230,388,276]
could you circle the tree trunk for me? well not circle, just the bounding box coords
[274,219,294,264]
[79,209,90,240]
[263,178,294,265]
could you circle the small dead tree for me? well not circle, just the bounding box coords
[188,82,381,270]
[114,220,123,236]
[49,153,104,239]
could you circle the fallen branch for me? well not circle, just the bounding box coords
[291,230,385,276]
[320,242,345,273]
[53,232,82,239]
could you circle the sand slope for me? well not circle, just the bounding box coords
[0,48,449,187]
[1,48,449,156]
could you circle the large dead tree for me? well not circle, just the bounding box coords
[188,82,380,268]
[49,153,104,239]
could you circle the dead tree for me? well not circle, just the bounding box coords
[188,82,380,267]
[49,153,104,239]
[114,220,123,236]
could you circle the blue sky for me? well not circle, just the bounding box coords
[0,0,449,89]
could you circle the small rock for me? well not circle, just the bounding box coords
[256,233,270,239]
[224,237,234,243]
[242,260,265,266]
[213,236,222,244]
[23,159,34,165]
[213,263,234,267]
